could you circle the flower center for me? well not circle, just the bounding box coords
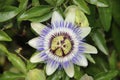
[50,33,73,57]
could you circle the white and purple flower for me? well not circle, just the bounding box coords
[28,11,97,77]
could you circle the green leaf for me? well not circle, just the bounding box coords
[112,23,120,53]
[45,0,55,6]
[109,50,117,69]
[8,53,27,74]
[85,0,108,7]
[0,0,16,8]
[98,0,112,31]
[73,0,90,14]
[94,70,118,80]
[18,0,28,10]
[25,69,46,80]
[47,70,63,80]
[63,76,70,80]
[28,11,52,22]
[0,44,9,54]
[18,5,52,21]
[0,30,12,41]
[0,6,20,22]
[45,0,64,6]
[0,71,25,80]
[57,0,65,6]
[111,0,120,26]
[32,0,40,6]
[91,30,108,55]
[27,61,37,71]
[74,65,83,80]
[85,54,95,64]
[56,0,65,6]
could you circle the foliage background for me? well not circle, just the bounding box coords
[0,0,120,80]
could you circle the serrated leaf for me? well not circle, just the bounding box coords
[25,69,46,80]
[91,30,108,55]
[98,0,112,31]
[0,6,20,22]
[0,30,12,41]
[94,70,118,80]
[73,0,90,14]
[29,11,52,22]
[8,53,27,74]
[18,5,52,21]
[0,71,25,80]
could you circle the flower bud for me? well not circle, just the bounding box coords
[65,5,89,27]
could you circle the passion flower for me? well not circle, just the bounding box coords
[28,11,97,77]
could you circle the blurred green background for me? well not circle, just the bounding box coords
[0,0,120,80]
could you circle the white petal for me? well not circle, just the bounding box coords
[83,43,98,54]
[63,62,74,77]
[46,62,59,75]
[31,22,46,34]
[51,11,64,24]
[28,37,39,49]
[30,51,45,63]
[65,7,76,24]
[75,55,88,67]
[80,27,91,39]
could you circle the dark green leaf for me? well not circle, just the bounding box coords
[91,30,109,55]
[18,5,52,21]
[109,50,117,69]
[94,70,118,80]
[0,6,20,22]
[45,0,55,6]
[111,0,120,26]
[73,0,90,14]
[28,11,52,22]
[0,0,16,8]
[0,30,12,41]
[98,0,112,31]
[112,23,120,53]
[25,69,46,80]
[0,71,25,80]
[8,53,27,74]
